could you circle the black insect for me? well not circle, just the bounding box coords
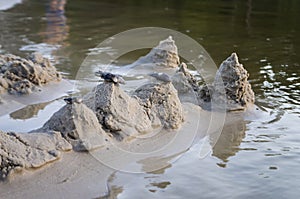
[64,97,82,104]
[95,71,125,85]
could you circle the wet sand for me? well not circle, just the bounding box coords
[0,79,74,117]
[0,103,227,198]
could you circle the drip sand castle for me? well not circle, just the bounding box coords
[0,37,256,197]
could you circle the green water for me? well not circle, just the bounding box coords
[0,0,300,198]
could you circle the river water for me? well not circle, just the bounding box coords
[0,0,299,198]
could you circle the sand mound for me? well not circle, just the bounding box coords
[199,53,255,111]
[0,130,71,180]
[0,53,61,95]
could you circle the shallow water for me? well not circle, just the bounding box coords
[0,0,300,198]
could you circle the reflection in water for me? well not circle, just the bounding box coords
[43,0,68,45]
[246,0,252,33]
[100,185,123,199]
[99,173,123,199]
[148,181,171,193]
[148,164,172,175]
[0,99,65,132]
[9,102,49,120]
[34,0,70,66]
[138,155,176,175]
[210,112,246,166]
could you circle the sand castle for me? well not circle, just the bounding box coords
[0,37,255,180]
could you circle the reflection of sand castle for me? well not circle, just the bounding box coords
[0,37,255,181]
[210,113,246,165]
[10,102,49,120]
